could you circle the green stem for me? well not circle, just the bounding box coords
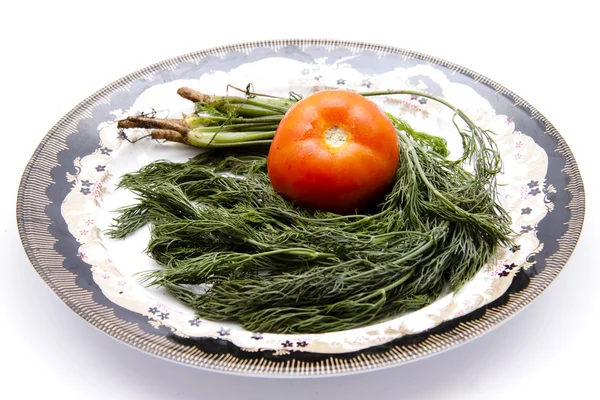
[358,225,447,302]
[390,224,446,266]
[349,226,446,299]
[186,130,276,148]
[211,97,292,114]
[361,90,479,131]
[398,131,463,213]
[244,245,336,260]
[186,115,283,128]
[186,139,273,148]
[362,90,457,113]
[370,230,431,243]
[191,123,280,133]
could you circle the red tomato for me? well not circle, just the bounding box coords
[267,90,399,214]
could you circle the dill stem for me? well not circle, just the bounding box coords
[191,123,280,133]
[399,132,463,213]
[371,230,431,241]
[186,130,275,148]
[361,90,483,134]
[391,225,446,266]
[348,226,446,296]
[245,241,336,260]
[357,233,440,303]
[186,115,283,128]
[210,97,291,114]
[248,248,334,260]
[362,90,459,115]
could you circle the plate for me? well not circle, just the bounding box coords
[16,39,585,376]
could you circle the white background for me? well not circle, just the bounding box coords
[1,1,597,398]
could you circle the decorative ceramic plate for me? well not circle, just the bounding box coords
[17,39,584,377]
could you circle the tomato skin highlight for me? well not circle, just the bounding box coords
[267,90,400,214]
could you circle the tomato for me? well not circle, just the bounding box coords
[267,90,399,214]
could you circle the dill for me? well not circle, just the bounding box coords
[109,89,514,333]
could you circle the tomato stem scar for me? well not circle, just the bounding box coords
[324,126,348,148]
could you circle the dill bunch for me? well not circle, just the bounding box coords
[108,103,514,333]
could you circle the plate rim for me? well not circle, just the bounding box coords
[16,38,586,377]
